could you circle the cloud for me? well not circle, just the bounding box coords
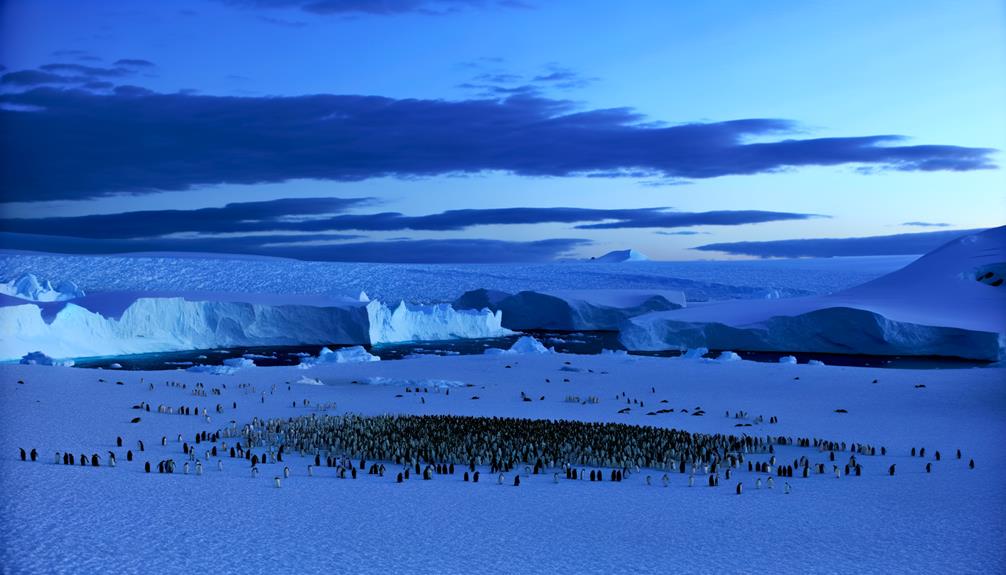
[902,221,951,228]
[0,232,587,263]
[692,228,986,258]
[531,64,597,89]
[655,230,708,236]
[218,0,513,16]
[0,199,819,238]
[38,63,132,78]
[0,87,996,201]
[576,210,823,229]
[114,59,156,68]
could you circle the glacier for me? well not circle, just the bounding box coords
[0,296,509,361]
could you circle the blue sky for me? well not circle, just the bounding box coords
[0,0,1003,261]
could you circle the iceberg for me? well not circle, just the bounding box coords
[19,351,74,367]
[366,300,511,344]
[454,288,684,331]
[485,336,553,355]
[1,273,85,302]
[0,295,508,361]
[298,346,380,368]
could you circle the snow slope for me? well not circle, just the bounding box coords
[621,227,1006,360]
[454,288,685,331]
[1,353,1002,574]
[0,295,509,361]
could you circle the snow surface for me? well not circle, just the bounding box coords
[1,353,1003,574]
[621,227,1006,360]
[0,272,84,302]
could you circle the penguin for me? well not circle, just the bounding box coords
[755,478,762,490]
[767,476,774,489]
[784,482,791,495]
[19,448,26,462]
[307,464,313,477]
[888,464,896,476]
[274,476,282,488]
[513,475,520,487]
[107,452,116,467]
[138,440,145,452]
[926,462,932,473]
[218,460,224,471]
[284,466,291,479]
[736,482,742,495]
[688,475,694,487]
[464,471,470,482]
[935,450,941,461]
[252,466,259,478]
[55,451,62,465]
[553,472,559,484]
[956,449,962,460]
[127,450,133,462]
[396,472,403,483]
[498,473,504,485]
[91,454,100,467]
[30,449,37,462]
[661,474,669,487]
[116,436,123,447]
[969,459,975,469]
[144,461,151,473]
[473,471,480,483]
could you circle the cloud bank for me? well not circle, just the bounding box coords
[692,228,986,258]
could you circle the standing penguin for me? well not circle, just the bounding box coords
[473,471,480,483]
[888,464,896,476]
[926,462,932,473]
[969,459,975,469]
[307,465,313,477]
[19,448,26,462]
[553,472,559,484]
[196,461,203,475]
[662,474,669,487]
[284,466,291,479]
[144,461,151,473]
[29,449,37,462]
[784,482,791,494]
[55,451,62,465]
[736,482,743,495]
[514,475,520,487]
[274,476,282,488]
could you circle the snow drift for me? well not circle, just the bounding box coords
[454,288,685,331]
[620,226,1006,361]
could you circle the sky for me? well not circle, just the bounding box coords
[0,0,1003,262]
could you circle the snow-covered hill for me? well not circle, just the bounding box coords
[620,226,1006,360]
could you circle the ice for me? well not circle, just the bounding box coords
[714,351,742,362]
[621,227,1006,360]
[779,355,798,364]
[0,272,84,302]
[2,352,1002,574]
[455,288,684,331]
[363,376,467,388]
[365,300,511,344]
[18,351,74,367]
[484,336,553,355]
[298,345,380,368]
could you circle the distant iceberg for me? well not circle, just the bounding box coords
[1,273,84,302]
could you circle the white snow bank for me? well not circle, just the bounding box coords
[18,351,74,367]
[715,351,742,362]
[454,288,684,331]
[779,355,798,364]
[0,273,84,302]
[298,346,380,368]
[296,376,324,385]
[485,336,553,355]
[621,227,1006,361]
[366,300,510,344]
[363,376,467,389]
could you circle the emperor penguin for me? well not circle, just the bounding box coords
[736,482,743,495]
[196,461,203,475]
[284,466,291,479]
[784,482,791,494]
[661,474,669,487]
[274,476,282,488]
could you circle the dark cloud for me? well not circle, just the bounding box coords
[0,199,818,238]
[692,228,986,258]
[0,88,995,202]
[902,221,951,228]
[0,232,586,263]
[219,0,510,16]
[1,70,82,86]
[38,63,132,78]
[114,59,156,68]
